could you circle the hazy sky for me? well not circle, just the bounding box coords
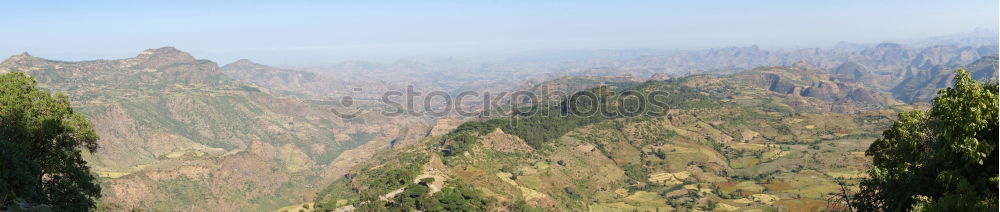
[1,0,997,64]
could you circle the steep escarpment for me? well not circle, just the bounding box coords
[727,66,900,112]
[891,56,999,102]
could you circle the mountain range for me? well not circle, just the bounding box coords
[0,40,995,211]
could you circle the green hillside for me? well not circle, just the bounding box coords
[314,69,911,211]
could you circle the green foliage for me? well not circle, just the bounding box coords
[357,152,429,195]
[358,180,491,212]
[385,183,430,210]
[563,187,582,199]
[451,120,504,136]
[622,163,648,183]
[442,131,480,157]
[854,69,999,211]
[319,152,429,211]
[425,182,490,212]
[363,168,419,196]
[0,72,101,211]
[509,199,545,212]
[313,178,358,210]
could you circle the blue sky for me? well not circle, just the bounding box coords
[1,0,997,64]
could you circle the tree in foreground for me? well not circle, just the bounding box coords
[854,69,998,211]
[0,72,101,211]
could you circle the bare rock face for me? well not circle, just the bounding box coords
[800,80,839,101]
[833,62,871,81]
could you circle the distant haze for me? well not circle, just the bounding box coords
[2,0,997,64]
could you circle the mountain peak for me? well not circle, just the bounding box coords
[229,59,257,66]
[131,47,198,68]
[6,52,34,61]
[233,59,255,64]
[1,52,44,69]
[139,46,192,58]
[222,59,268,70]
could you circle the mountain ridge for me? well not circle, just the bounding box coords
[0,47,429,211]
